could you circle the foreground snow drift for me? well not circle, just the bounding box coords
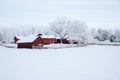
[0,46,120,80]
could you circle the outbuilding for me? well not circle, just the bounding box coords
[15,34,56,48]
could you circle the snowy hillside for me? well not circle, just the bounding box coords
[0,46,120,80]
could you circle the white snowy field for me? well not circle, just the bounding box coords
[0,45,120,80]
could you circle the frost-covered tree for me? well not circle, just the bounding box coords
[50,18,70,43]
[0,33,3,41]
[67,20,88,45]
[110,35,116,42]
[31,27,36,34]
[108,29,120,42]
[95,28,110,41]
[114,29,120,42]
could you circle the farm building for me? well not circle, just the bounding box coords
[55,38,70,44]
[41,35,56,44]
[55,36,70,44]
[14,36,24,44]
[15,34,56,48]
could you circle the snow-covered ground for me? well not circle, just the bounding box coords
[44,44,78,49]
[0,45,120,80]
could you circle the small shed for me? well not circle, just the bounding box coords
[55,36,70,44]
[55,38,70,44]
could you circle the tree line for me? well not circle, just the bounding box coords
[0,18,120,44]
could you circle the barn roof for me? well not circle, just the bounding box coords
[15,36,24,39]
[17,34,55,43]
[56,35,69,39]
[17,34,38,43]
[41,35,55,38]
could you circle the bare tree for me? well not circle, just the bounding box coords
[50,18,70,43]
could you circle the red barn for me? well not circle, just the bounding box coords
[15,34,56,48]
[17,35,44,48]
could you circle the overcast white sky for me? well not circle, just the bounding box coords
[0,0,120,28]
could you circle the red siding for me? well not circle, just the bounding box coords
[43,38,56,44]
[33,37,44,46]
[62,39,70,44]
[18,42,33,48]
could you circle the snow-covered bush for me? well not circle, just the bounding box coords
[110,29,120,42]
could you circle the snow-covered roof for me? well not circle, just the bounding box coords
[41,35,55,38]
[17,34,38,43]
[17,34,55,43]
[16,36,24,39]
[56,35,68,39]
